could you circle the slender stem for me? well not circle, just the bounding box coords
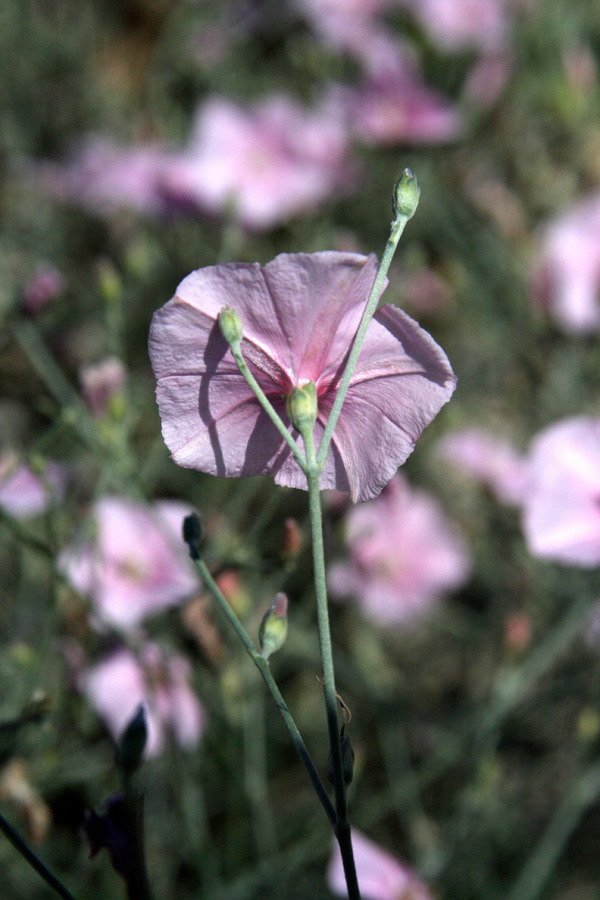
[0,809,79,900]
[229,344,307,471]
[316,214,411,470]
[301,427,361,900]
[192,556,336,829]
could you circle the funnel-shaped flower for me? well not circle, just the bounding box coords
[522,417,600,566]
[149,252,456,502]
[328,829,433,900]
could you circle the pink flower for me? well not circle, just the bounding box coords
[522,417,600,566]
[328,830,433,900]
[402,0,507,52]
[328,474,470,622]
[31,137,170,217]
[84,644,205,755]
[0,456,65,520]
[59,496,198,631]
[160,95,350,230]
[438,428,527,505]
[531,192,600,334]
[347,69,462,145]
[149,251,456,502]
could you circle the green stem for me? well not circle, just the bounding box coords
[316,214,411,470]
[0,809,79,900]
[301,427,360,900]
[229,344,307,471]
[192,557,336,829]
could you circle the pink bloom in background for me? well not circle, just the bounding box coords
[160,95,350,230]
[346,69,462,145]
[59,496,198,631]
[402,0,507,52]
[149,252,456,502]
[84,644,205,755]
[32,138,170,217]
[0,456,65,520]
[328,474,470,622]
[438,428,527,504]
[531,192,600,334]
[522,417,600,566]
[328,830,433,900]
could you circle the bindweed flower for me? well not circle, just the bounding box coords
[530,191,600,334]
[84,644,205,756]
[0,456,65,520]
[521,417,600,566]
[59,496,198,632]
[159,95,351,230]
[22,265,65,313]
[438,428,527,505]
[149,251,456,502]
[401,0,507,52]
[343,68,462,146]
[328,829,433,900]
[328,474,470,622]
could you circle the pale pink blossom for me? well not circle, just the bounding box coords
[347,69,462,145]
[328,830,433,900]
[522,417,600,566]
[80,357,126,417]
[149,252,456,503]
[438,429,527,505]
[31,138,170,217]
[160,95,350,230]
[0,456,65,520]
[463,51,512,108]
[402,0,507,52]
[328,474,470,622]
[59,496,198,631]
[531,192,600,334]
[84,644,205,755]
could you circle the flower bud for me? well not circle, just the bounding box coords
[219,306,243,350]
[286,381,318,434]
[116,704,147,777]
[183,512,204,560]
[259,592,288,660]
[392,169,420,220]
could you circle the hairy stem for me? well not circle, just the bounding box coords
[317,213,413,470]
[191,556,336,829]
[0,809,79,900]
[302,427,361,900]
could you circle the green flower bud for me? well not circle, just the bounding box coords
[219,306,243,350]
[116,704,147,776]
[286,381,318,434]
[259,593,288,660]
[392,169,420,220]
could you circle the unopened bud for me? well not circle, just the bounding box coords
[219,306,243,350]
[183,512,204,560]
[116,704,147,776]
[327,725,355,787]
[281,518,303,559]
[392,169,420,220]
[286,381,318,434]
[259,593,288,660]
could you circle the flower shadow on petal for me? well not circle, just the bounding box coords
[198,321,296,479]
